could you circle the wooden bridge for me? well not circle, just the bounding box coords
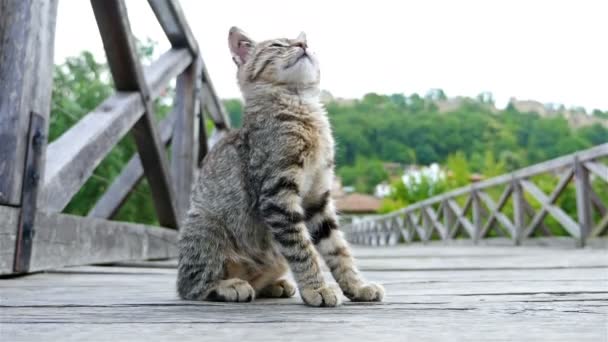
[0,1,607,341]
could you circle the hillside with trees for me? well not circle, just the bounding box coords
[50,47,607,227]
[225,92,607,194]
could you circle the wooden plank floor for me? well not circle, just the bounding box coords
[1,243,607,341]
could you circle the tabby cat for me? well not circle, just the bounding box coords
[176,27,384,307]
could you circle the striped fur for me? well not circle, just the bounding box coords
[176,27,383,307]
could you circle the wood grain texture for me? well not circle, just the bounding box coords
[0,0,58,205]
[350,148,608,247]
[170,61,198,221]
[92,0,179,228]
[1,244,606,341]
[40,49,190,213]
[28,210,177,271]
[87,112,177,220]
[148,0,199,54]
[0,206,20,274]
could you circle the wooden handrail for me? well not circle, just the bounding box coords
[0,0,229,274]
[345,143,608,247]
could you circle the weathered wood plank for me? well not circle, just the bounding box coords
[590,188,607,217]
[520,179,581,238]
[0,206,177,273]
[0,0,58,205]
[201,78,231,130]
[478,191,516,238]
[423,206,447,239]
[148,0,199,54]
[144,48,193,99]
[87,113,177,219]
[0,206,20,275]
[591,214,608,237]
[92,0,179,228]
[30,212,177,272]
[2,317,606,342]
[584,160,608,183]
[447,199,476,238]
[1,244,607,341]
[40,50,191,213]
[575,157,593,244]
[170,61,199,220]
[391,144,608,210]
[13,113,46,273]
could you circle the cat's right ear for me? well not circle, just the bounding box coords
[229,27,255,66]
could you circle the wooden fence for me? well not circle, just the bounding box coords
[344,144,608,247]
[0,0,230,275]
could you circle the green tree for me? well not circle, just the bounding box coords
[338,158,388,194]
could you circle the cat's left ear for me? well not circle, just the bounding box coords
[296,32,307,43]
[229,26,255,66]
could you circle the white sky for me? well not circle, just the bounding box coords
[54,0,608,110]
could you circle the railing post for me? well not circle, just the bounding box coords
[0,0,58,274]
[443,199,455,240]
[471,190,482,243]
[512,176,525,245]
[574,156,592,247]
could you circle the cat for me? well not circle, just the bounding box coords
[176,27,384,307]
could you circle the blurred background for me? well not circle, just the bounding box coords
[50,0,607,232]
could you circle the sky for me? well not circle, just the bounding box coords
[54,0,608,110]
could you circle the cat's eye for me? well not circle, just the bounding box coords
[270,43,284,48]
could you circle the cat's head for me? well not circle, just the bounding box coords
[228,27,320,95]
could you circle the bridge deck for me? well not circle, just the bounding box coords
[2,243,607,341]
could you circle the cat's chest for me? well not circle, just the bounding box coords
[304,113,334,167]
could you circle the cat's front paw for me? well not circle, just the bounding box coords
[300,284,343,307]
[258,279,297,298]
[345,283,385,302]
[207,278,255,302]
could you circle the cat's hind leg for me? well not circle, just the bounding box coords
[177,213,255,302]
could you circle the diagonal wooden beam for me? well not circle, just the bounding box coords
[479,185,512,237]
[520,179,580,238]
[92,0,179,229]
[584,161,608,183]
[40,50,191,213]
[590,214,608,238]
[523,169,574,237]
[148,0,199,55]
[446,198,476,239]
[407,212,427,241]
[590,188,607,217]
[201,81,231,130]
[424,206,448,239]
[478,190,516,238]
[87,113,177,219]
[522,199,553,237]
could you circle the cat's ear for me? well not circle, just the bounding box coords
[229,27,255,66]
[296,32,307,43]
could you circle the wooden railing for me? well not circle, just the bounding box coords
[0,0,229,275]
[344,144,608,247]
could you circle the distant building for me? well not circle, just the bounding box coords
[402,163,445,186]
[334,193,382,216]
[332,176,382,223]
[509,98,549,116]
[374,182,392,198]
